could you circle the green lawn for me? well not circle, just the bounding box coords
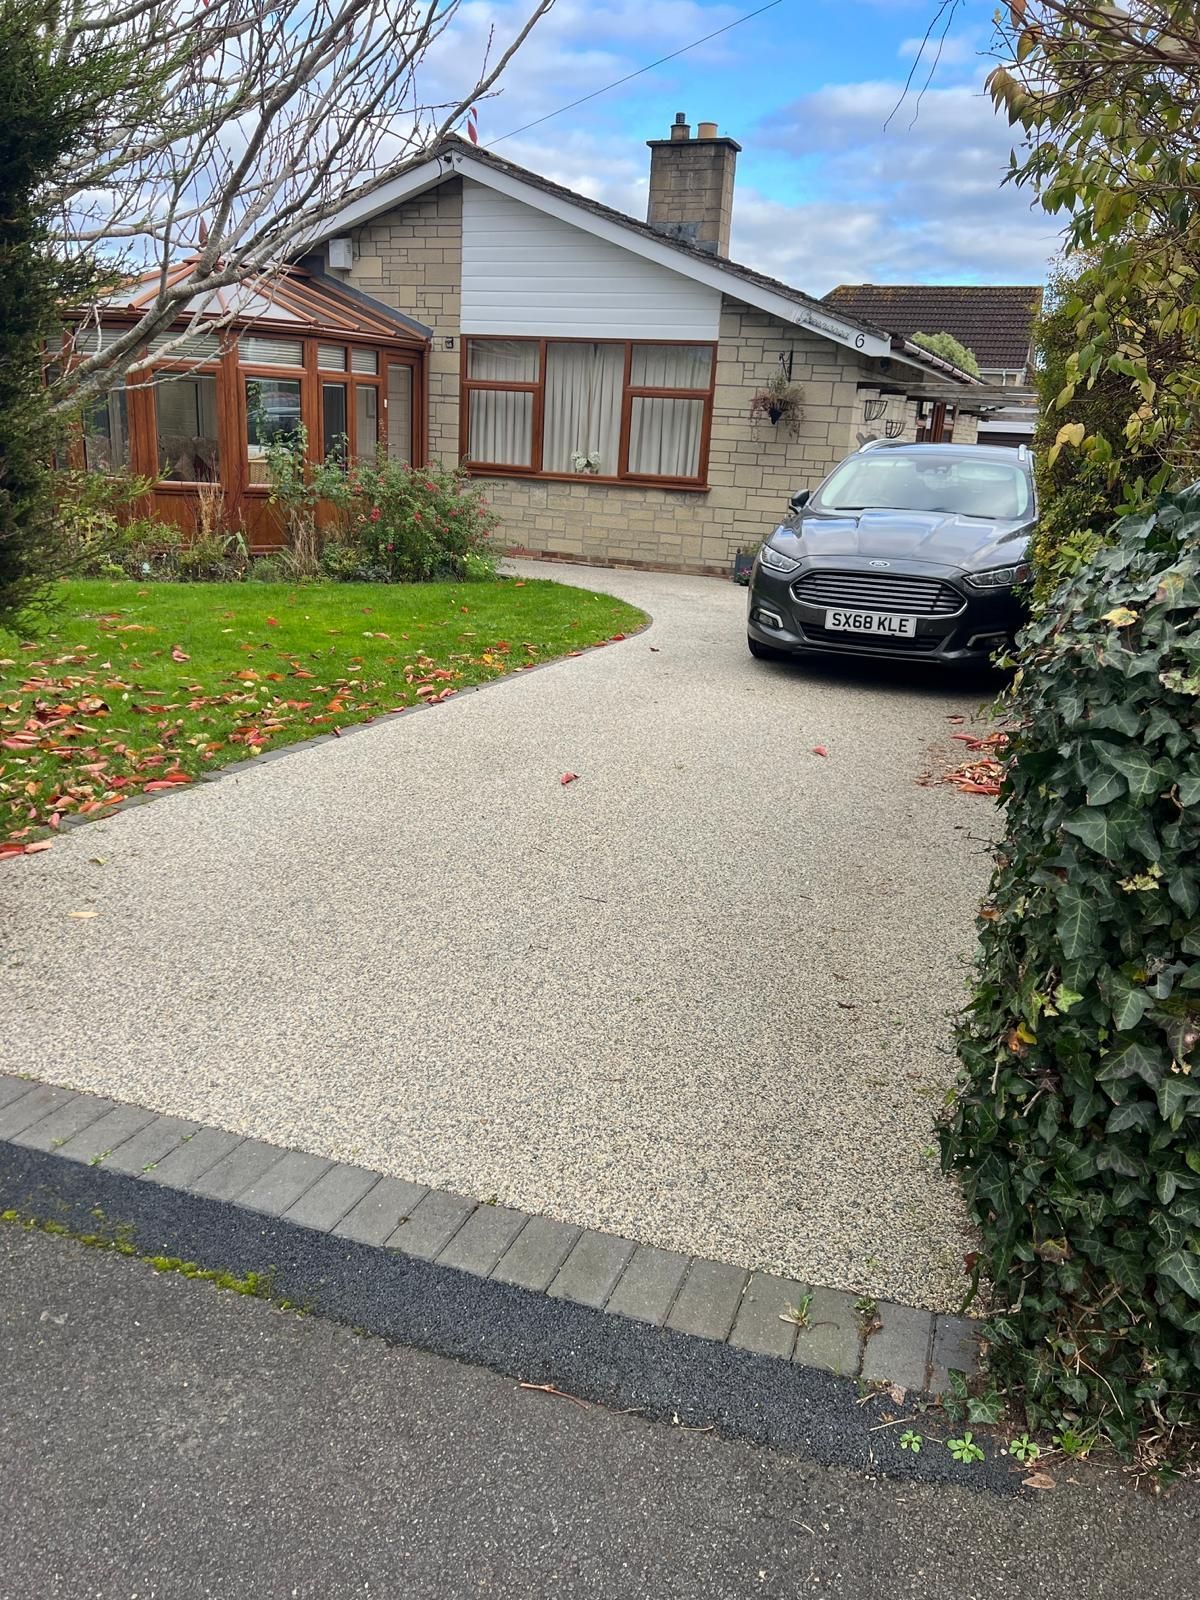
[0,577,645,851]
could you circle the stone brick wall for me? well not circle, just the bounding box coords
[346,178,463,463]
[344,182,983,574]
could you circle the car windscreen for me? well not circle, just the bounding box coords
[813,454,1032,520]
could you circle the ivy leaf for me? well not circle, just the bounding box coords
[1097,1038,1167,1086]
[1158,1252,1200,1302]
[1064,807,1129,859]
[1169,872,1200,917]
[1099,745,1171,801]
[1083,766,1127,807]
[1054,884,1100,960]
[1107,974,1148,1031]
[1107,1100,1156,1134]
[1159,1077,1200,1120]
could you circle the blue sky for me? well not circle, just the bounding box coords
[426,0,1060,294]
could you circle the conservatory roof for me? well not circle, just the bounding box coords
[92,259,430,342]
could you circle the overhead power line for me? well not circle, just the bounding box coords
[485,0,783,148]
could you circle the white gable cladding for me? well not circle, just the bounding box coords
[460,180,721,340]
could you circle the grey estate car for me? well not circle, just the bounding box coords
[747,441,1036,666]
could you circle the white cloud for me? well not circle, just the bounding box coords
[412,8,1059,295]
[417,0,742,145]
[897,33,982,67]
[744,75,1060,290]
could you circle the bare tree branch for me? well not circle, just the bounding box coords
[46,0,557,412]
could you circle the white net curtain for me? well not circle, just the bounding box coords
[466,339,712,479]
[543,342,624,473]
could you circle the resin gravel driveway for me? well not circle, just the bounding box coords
[2,562,995,1310]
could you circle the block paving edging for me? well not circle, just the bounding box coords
[0,1073,981,1396]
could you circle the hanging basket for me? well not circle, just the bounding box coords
[749,374,805,438]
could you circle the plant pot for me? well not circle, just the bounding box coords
[767,404,784,424]
[732,549,756,585]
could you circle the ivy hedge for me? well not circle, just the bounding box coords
[940,494,1200,1453]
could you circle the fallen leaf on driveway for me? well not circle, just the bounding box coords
[561,772,580,786]
[69,910,98,919]
[649,646,660,652]
[1022,1471,1057,1491]
[887,1382,907,1405]
[810,745,829,757]
[1,840,52,859]
[170,646,190,662]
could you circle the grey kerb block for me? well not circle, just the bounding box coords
[860,1300,934,1392]
[549,1231,636,1309]
[666,1260,749,1342]
[604,1245,690,1327]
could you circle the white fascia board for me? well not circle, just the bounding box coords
[313,157,451,238]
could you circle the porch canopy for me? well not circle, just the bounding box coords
[68,262,430,549]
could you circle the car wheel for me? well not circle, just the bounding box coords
[747,634,787,662]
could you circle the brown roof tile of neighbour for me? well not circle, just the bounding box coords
[822,283,1043,371]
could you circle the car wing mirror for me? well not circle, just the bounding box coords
[788,489,810,513]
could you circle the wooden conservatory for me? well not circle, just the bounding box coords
[67,263,430,549]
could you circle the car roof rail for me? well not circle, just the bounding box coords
[857,437,893,452]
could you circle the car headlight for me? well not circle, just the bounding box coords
[758,542,803,576]
[964,562,1032,590]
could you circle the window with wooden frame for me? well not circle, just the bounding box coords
[461,337,716,487]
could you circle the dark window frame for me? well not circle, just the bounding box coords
[459,336,716,489]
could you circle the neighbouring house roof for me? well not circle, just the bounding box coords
[311,136,982,386]
[822,283,1043,373]
[91,258,430,342]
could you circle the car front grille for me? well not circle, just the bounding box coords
[800,624,943,653]
[792,570,962,615]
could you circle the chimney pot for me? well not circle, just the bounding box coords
[670,112,690,141]
[697,121,718,140]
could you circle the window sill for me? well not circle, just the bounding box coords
[463,466,710,494]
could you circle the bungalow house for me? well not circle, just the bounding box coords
[823,282,1043,451]
[72,116,994,574]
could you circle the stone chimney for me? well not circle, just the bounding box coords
[646,112,740,257]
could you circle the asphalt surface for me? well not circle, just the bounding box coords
[2,561,994,1310]
[0,1143,996,1486]
[2,1226,1193,1600]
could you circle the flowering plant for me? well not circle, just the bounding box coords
[322,459,499,582]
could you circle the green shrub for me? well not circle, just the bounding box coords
[51,469,162,574]
[1029,263,1167,603]
[318,539,386,584]
[940,493,1200,1453]
[340,460,498,582]
[910,330,981,378]
[173,529,248,582]
[246,555,290,583]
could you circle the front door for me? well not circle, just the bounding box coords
[383,358,421,466]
